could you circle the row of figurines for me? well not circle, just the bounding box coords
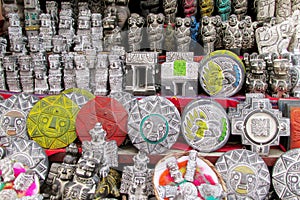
[0,46,300,99]
[0,140,296,200]
[4,1,300,54]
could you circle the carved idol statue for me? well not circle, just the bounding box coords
[232,0,248,20]
[74,54,91,91]
[19,55,34,94]
[63,52,76,90]
[52,35,67,54]
[200,16,216,54]
[91,13,103,52]
[199,0,214,17]
[120,151,154,200]
[103,6,121,51]
[94,54,109,96]
[212,15,223,49]
[163,0,177,24]
[216,0,231,21]
[140,0,162,18]
[39,13,54,52]
[222,14,243,50]
[115,0,131,29]
[276,0,292,24]
[241,16,258,51]
[128,13,145,52]
[48,54,63,94]
[109,53,124,93]
[3,55,21,92]
[175,17,191,52]
[147,13,165,52]
[190,16,200,50]
[32,55,49,94]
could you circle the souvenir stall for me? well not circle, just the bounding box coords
[0,0,299,199]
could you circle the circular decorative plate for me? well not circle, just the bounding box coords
[27,95,80,149]
[76,96,128,146]
[108,91,137,114]
[62,88,95,108]
[127,96,181,154]
[181,98,230,152]
[272,148,300,199]
[199,50,245,97]
[215,149,270,200]
[1,137,49,182]
[153,150,226,200]
[0,94,39,140]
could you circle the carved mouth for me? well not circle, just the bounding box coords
[6,129,16,136]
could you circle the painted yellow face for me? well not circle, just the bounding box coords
[230,165,257,195]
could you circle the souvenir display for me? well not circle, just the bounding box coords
[125,52,159,95]
[27,95,80,149]
[0,158,41,199]
[147,13,165,52]
[199,50,246,97]
[215,149,270,200]
[120,151,154,200]
[175,17,191,52]
[181,99,230,152]
[254,0,276,22]
[76,96,128,146]
[108,91,136,114]
[0,93,39,140]
[127,96,181,154]
[62,88,95,108]
[231,98,290,155]
[232,0,248,20]
[272,148,300,199]
[127,13,145,52]
[1,137,49,182]
[154,150,226,200]
[199,0,214,17]
[200,16,216,54]
[160,59,198,96]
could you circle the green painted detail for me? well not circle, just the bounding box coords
[174,60,186,76]
[218,118,228,142]
[140,114,169,144]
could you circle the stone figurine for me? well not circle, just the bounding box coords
[128,13,145,52]
[254,0,276,22]
[222,14,243,50]
[48,54,63,94]
[19,55,34,93]
[3,55,21,92]
[63,52,76,90]
[201,16,216,54]
[140,0,162,18]
[275,0,292,24]
[199,0,214,17]
[216,0,231,21]
[163,0,177,24]
[232,0,248,20]
[175,17,191,52]
[120,151,154,200]
[94,54,109,96]
[212,15,223,49]
[241,16,258,51]
[91,13,103,52]
[74,54,91,91]
[183,0,197,17]
[147,13,165,52]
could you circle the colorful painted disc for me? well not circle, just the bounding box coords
[62,87,95,108]
[153,151,226,200]
[27,95,80,149]
[199,50,245,97]
[1,137,49,182]
[272,148,300,199]
[181,98,230,152]
[127,96,181,154]
[0,94,39,140]
[215,149,270,200]
[108,91,137,114]
[76,96,128,146]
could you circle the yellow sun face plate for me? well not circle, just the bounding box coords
[27,95,80,149]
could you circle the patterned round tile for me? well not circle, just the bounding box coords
[199,50,245,97]
[127,96,181,154]
[181,98,230,152]
[76,96,128,146]
[215,149,270,200]
[108,91,137,114]
[27,95,80,149]
[273,148,300,199]
[0,93,39,140]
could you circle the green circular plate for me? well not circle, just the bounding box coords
[199,50,245,97]
[27,95,80,149]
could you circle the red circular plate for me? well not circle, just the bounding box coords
[76,96,128,146]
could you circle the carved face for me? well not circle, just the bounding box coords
[229,15,238,26]
[229,165,257,195]
[140,114,168,143]
[92,14,102,27]
[75,157,97,178]
[58,164,75,180]
[2,110,26,137]
[273,59,289,75]
[287,162,300,195]
[147,13,165,28]
[78,16,91,30]
[128,14,145,29]
[89,123,107,142]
